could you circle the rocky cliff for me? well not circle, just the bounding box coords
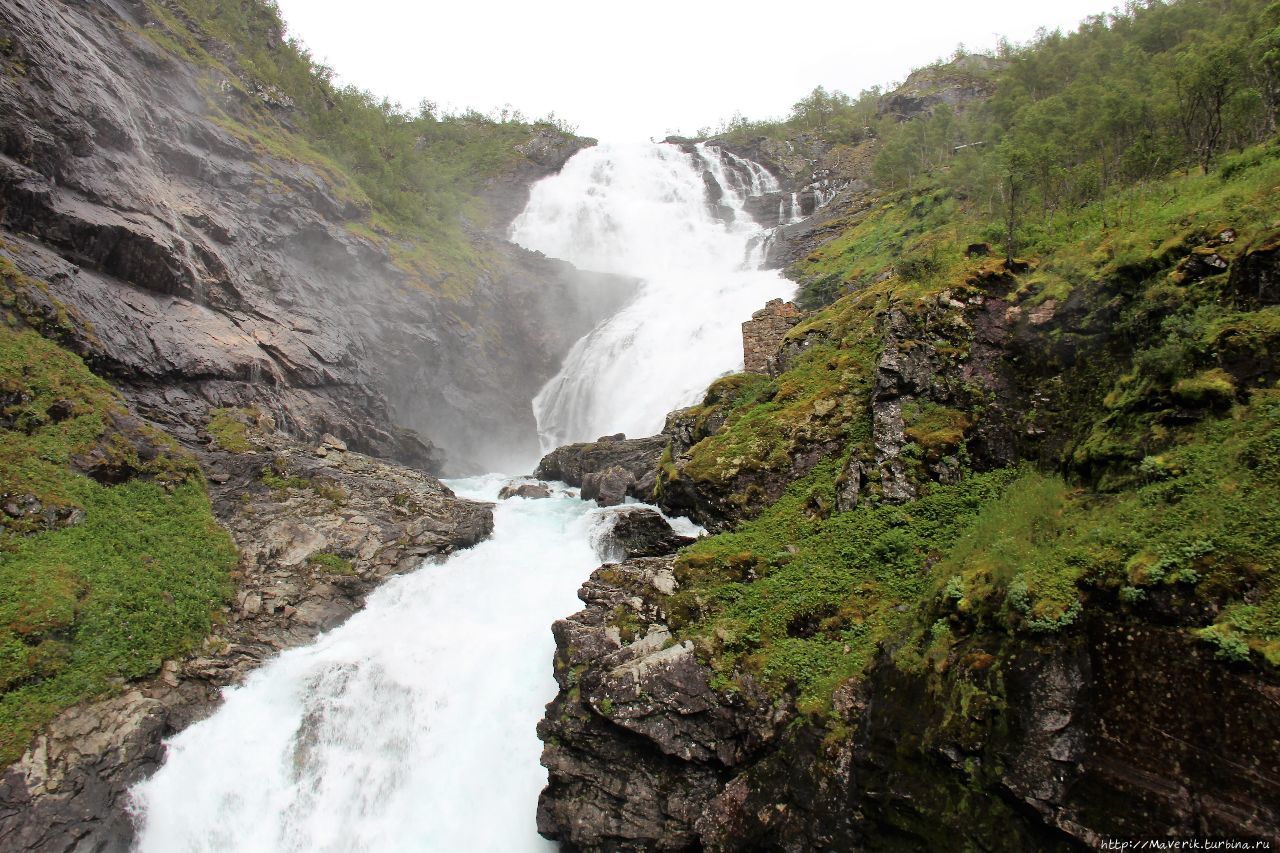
[0,0,627,475]
[536,116,1280,849]
[0,413,493,852]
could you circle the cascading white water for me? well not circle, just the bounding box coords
[130,141,783,852]
[130,478,697,852]
[512,142,794,451]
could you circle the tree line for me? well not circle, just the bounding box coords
[718,0,1280,259]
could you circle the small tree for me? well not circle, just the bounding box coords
[1171,42,1244,173]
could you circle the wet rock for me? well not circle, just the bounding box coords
[497,482,551,500]
[580,464,635,507]
[598,507,695,560]
[0,0,629,474]
[536,433,665,500]
[537,556,792,850]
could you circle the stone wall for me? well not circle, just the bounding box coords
[742,299,801,374]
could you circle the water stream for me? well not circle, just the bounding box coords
[130,142,793,851]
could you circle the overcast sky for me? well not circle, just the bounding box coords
[273,0,1110,141]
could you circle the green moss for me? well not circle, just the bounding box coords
[206,407,255,453]
[0,326,236,765]
[669,461,1018,712]
[903,402,972,452]
[308,551,354,575]
[1171,368,1236,406]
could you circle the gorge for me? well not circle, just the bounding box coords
[127,140,789,851]
[2,0,1280,851]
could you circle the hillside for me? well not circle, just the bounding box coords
[535,1,1280,847]
[0,0,628,475]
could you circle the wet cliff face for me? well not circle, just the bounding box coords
[0,0,628,474]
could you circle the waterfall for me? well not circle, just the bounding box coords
[129,142,784,851]
[511,142,793,451]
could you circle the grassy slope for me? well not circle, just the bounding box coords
[0,263,236,765]
[658,142,1280,719]
[138,0,568,297]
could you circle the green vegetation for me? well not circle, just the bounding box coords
[206,407,255,453]
[665,1,1280,717]
[0,325,236,764]
[138,0,577,292]
[713,0,1279,295]
[669,385,1280,716]
[936,390,1280,664]
[670,463,1018,713]
[308,551,353,575]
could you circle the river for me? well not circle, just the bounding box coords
[129,141,793,851]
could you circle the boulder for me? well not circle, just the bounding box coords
[598,507,696,560]
[535,433,665,501]
[580,465,634,507]
[497,482,551,500]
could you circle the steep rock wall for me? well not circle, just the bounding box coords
[0,0,629,474]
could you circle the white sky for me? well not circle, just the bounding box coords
[273,0,1110,141]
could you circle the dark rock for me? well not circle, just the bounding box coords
[535,433,666,500]
[44,398,75,422]
[1173,247,1230,282]
[537,557,791,850]
[497,482,551,500]
[966,241,992,257]
[1227,229,1280,307]
[598,507,695,560]
[580,464,634,507]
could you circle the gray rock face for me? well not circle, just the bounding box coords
[537,557,790,851]
[0,0,630,474]
[535,433,666,500]
[0,419,492,853]
[579,464,634,507]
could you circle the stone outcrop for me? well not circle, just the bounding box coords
[538,529,1280,853]
[535,433,667,501]
[741,298,800,375]
[0,411,492,852]
[537,557,791,851]
[0,0,629,474]
[596,507,696,562]
[879,54,1005,122]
